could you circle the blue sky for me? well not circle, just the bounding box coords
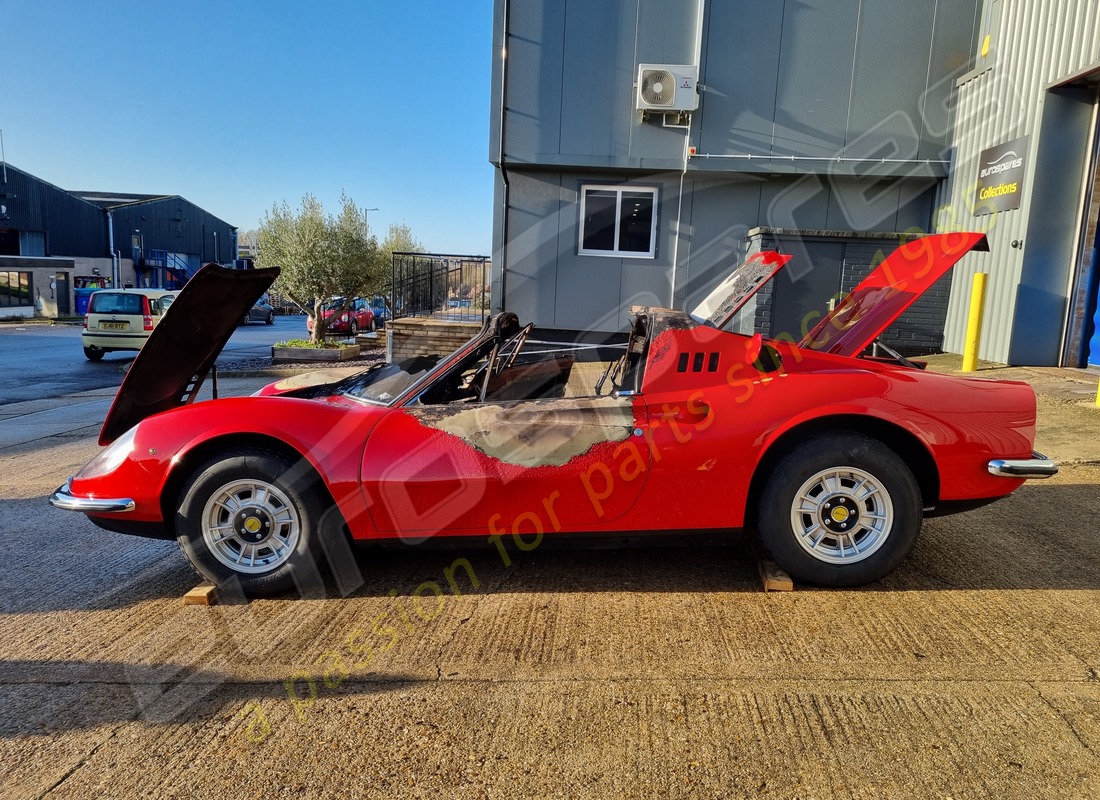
[2,0,496,254]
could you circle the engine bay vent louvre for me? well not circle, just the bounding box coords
[677,352,720,373]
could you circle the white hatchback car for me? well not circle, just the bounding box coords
[82,288,179,361]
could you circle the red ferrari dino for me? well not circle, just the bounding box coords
[51,233,1056,594]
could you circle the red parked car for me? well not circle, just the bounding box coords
[305,296,374,335]
[50,233,1056,595]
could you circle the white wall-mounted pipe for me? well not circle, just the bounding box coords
[690,153,950,165]
[669,0,706,310]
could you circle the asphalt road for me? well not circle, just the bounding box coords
[0,360,1098,798]
[0,316,308,405]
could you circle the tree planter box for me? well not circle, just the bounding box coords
[271,344,361,364]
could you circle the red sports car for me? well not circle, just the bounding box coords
[51,233,1056,595]
[305,296,374,335]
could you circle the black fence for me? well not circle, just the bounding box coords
[389,252,491,323]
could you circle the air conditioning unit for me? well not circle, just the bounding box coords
[635,64,699,112]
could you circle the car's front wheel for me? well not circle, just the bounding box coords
[755,433,921,587]
[176,449,328,596]
[349,319,358,337]
[265,311,275,324]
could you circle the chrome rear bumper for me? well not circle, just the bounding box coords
[988,452,1058,479]
[49,481,136,513]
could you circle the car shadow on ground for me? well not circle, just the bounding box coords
[5,480,1099,615]
[330,479,1100,598]
[0,658,413,738]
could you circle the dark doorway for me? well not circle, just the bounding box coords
[769,241,844,342]
[55,272,70,315]
[0,229,18,256]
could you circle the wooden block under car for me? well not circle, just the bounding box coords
[758,560,794,592]
[182,584,218,606]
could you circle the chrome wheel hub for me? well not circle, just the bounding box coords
[233,506,274,544]
[202,479,301,574]
[790,467,893,564]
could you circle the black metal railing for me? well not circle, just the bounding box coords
[389,252,491,323]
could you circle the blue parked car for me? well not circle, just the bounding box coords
[369,295,392,328]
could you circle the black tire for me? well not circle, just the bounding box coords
[349,319,358,337]
[83,346,105,361]
[755,433,921,587]
[240,314,249,326]
[265,311,275,325]
[175,449,329,597]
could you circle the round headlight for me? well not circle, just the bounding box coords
[76,426,138,480]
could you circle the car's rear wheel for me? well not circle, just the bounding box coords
[176,449,328,596]
[755,434,921,587]
[83,346,105,361]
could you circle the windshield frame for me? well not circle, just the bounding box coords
[330,315,495,408]
[334,357,443,406]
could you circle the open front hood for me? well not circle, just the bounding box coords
[800,232,989,357]
[99,264,279,445]
[690,250,792,328]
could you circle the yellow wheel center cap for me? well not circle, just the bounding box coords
[830,506,850,523]
[244,517,262,533]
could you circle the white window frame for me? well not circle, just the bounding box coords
[577,184,658,258]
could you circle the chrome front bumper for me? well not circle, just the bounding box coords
[988,451,1058,479]
[49,480,136,513]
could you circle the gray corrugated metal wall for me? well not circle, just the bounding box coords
[498,167,940,332]
[495,0,980,171]
[940,0,1100,364]
[496,0,702,170]
[492,0,983,333]
[0,165,236,266]
[0,165,108,255]
[107,196,237,265]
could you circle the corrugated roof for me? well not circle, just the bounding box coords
[70,191,175,209]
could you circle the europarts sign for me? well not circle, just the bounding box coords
[974,136,1028,216]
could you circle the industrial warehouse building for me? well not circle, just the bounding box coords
[940,0,1100,367]
[489,0,1100,367]
[0,164,237,319]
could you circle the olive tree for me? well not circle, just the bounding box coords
[256,193,383,343]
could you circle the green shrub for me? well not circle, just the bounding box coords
[274,338,353,350]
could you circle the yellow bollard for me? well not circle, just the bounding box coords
[961,272,988,372]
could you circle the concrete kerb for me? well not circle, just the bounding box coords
[0,316,83,326]
[218,365,367,381]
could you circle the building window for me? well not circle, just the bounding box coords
[578,185,657,258]
[0,271,32,307]
[19,231,46,257]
